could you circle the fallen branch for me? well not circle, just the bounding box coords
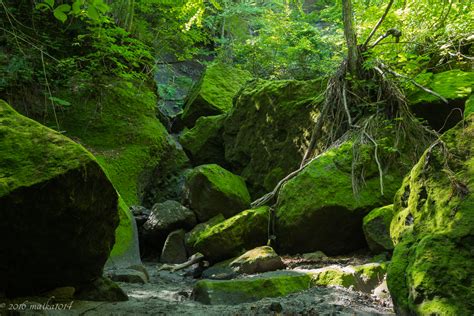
[157,253,204,272]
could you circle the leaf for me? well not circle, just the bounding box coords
[55,4,71,12]
[72,1,82,14]
[87,6,99,21]
[53,10,68,23]
[44,0,55,8]
[35,3,51,11]
[49,96,71,107]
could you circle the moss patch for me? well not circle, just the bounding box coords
[388,116,474,315]
[465,94,474,118]
[363,205,394,252]
[188,207,269,262]
[181,63,252,127]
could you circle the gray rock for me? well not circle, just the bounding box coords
[229,246,286,274]
[161,229,188,264]
[74,277,128,302]
[130,205,151,227]
[141,200,197,253]
[107,268,148,284]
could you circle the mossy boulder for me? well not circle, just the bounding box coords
[362,205,394,253]
[193,271,312,304]
[408,70,473,131]
[275,141,405,256]
[179,114,227,167]
[47,80,189,267]
[223,79,325,197]
[186,207,269,262]
[229,246,285,274]
[387,116,474,315]
[183,164,251,222]
[181,63,252,128]
[185,214,225,249]
[465,94,474,118]
[0,100,118,296]
[309,263,386,293]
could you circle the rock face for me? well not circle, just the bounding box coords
[183,164,251,222]
[179,115,227,167]
[0,100,118,296]
[229,246,285,274]
[181,63,252,128]
[186,207,269,262]
[362,205,394,253]
[141,200,196,254]
[193,271,312,305]
[185,214,225,250]
[223,79,325,196]
[387,116,474,316]
[275,141,405,256]
[160,229,188,264]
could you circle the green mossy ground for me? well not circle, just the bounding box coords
[363,205,394,252]
[388,115,474,315]
[181,63,252,127]
[465,94,474,118]
[187,207,269,262]
[223,78,325,197]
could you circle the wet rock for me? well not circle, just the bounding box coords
[230,246,286,274]
[223,79,326,196]
[74,277,128,302]
[107,268,148,284]
[141,200,196,254]
[269,302,283,313]
[0,101,119,297]
[186,207,269,262]
[161,229,188,264]
[193,271,312,304]
[183,164,251,222]
[201,258,237,280]
[302,251,328,261]
[181,62,252,128]
[179,115,227,167]
[130,205,151,227]
[275,141,405,256]
[363,205,394,253]
[388,116,474,315]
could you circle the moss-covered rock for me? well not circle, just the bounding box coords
[181,63,252,128]
[275,141,405,256]
[387,116,474,315]
[193,271,311,304]
[223,79,325,197]
[185,214,225,250]
[179,114,227,167]
[362,205,394,253]
[186,207,269,262]
[0,100,118,296]
[183,164,251,222]
[408,70,473,131]
[309,263,386,293]
[465,94,474,118]
[48,80,189,267]
[229,246,285,274]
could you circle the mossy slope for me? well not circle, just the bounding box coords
[387,115,474,315]
[0,100,118,295]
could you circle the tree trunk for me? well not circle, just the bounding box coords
[342,0,359,76]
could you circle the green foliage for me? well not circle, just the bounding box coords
[35,0,109,24]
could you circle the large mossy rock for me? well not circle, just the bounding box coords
[193,271,312,304]
[179,114,227,167]
[0,100,118,296]
[183,164,251,222]
[362,205,394,253]
[186,207,269,262]
[387,115,474,315]
[229,246,285,274]
[408,70,474,131]
[49,80,189,267]
[181,63,252,128]
[275,141,406,256]
[223,79,325,197]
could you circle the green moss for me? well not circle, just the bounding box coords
[465,94,474,118]
[311,268,356,288]
[0,100,95,197]
[182,63,252,126]
[224,78,326,196]
[193,271,311,304]
[109,197,134,258]
[185,214,225,247]
[409,70,474,104]
[189,207,269,262]
[275,141,405,255]
[388,116,474,315]
[363,205,394,252]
